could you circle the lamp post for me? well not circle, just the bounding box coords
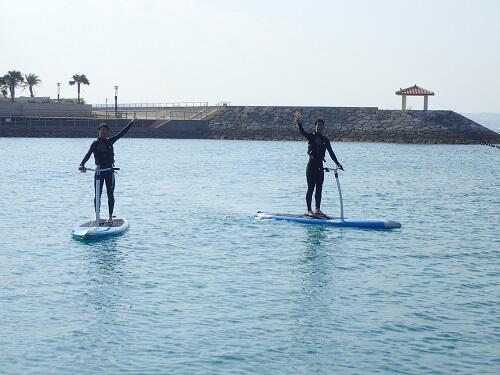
[57,82,61,102]
[114,86,118,117]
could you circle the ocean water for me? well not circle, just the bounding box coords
[0,138,499,374]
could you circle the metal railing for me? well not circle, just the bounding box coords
[1,101,225,120]
[152,110,202,122]
[188,107,220,120]
[92,102,209,109]
[92,110,137,119]
[91,109,217,121]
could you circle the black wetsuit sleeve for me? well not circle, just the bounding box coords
[326,139,340,165]
[109,120,134,144]
[80,141,96,166]
[297,121,313,141]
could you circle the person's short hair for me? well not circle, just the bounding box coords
[97,123,110,130]
[315,119,325,126]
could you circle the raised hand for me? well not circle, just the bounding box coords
[293,111,302,123]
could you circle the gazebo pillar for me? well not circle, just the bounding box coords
[423,95,429,111]
[401,95,407,111]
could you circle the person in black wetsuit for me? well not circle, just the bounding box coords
[79,118,136,224]
[293,111,343,216]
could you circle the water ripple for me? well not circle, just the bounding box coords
[0,139,498,374]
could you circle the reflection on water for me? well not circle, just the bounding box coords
[74,239,129,359]
[291,226,337,355]
[301,225,335,289]
[83,239,125,277]
[82,239,127,312]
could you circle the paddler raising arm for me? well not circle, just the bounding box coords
[293,111,343,217]
[79,117,136,225]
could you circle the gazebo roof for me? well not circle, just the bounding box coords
[395,85,435,96]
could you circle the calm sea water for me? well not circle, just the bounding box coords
[0,138,499,374]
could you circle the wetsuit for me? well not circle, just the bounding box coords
[298,121,340,211]
[80,121,133,217]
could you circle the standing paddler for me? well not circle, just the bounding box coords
[293,111,343,217]
[78,118,136,225]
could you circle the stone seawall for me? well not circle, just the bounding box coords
[0,106,499,144]
[208,106,500,144]
[0,117,209,138]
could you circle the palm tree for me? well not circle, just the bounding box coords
[24,73,41,97]
[2,71,24,102]
[69,74,90,103]
[0,76,6,98]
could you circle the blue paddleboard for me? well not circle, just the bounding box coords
[256,211,401,229]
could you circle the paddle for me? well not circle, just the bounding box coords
[80,167,120,173]
[78,166,121,227]
[323,166,345,220]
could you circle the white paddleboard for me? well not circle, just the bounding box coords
[71,218,129,240]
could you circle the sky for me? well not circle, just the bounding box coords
[1,0,499,112]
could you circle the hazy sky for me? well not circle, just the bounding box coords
[1,0,499,112]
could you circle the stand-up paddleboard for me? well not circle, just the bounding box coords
[72,166,129,240]
[72,218,130,240]
[256,167,401,230]
[256,211,400,229]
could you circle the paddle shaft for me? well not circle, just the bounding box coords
[324,167,345,220]
[333,169,345,220]
[81,166,120,226]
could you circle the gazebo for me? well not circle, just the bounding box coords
[395,85,434,112]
